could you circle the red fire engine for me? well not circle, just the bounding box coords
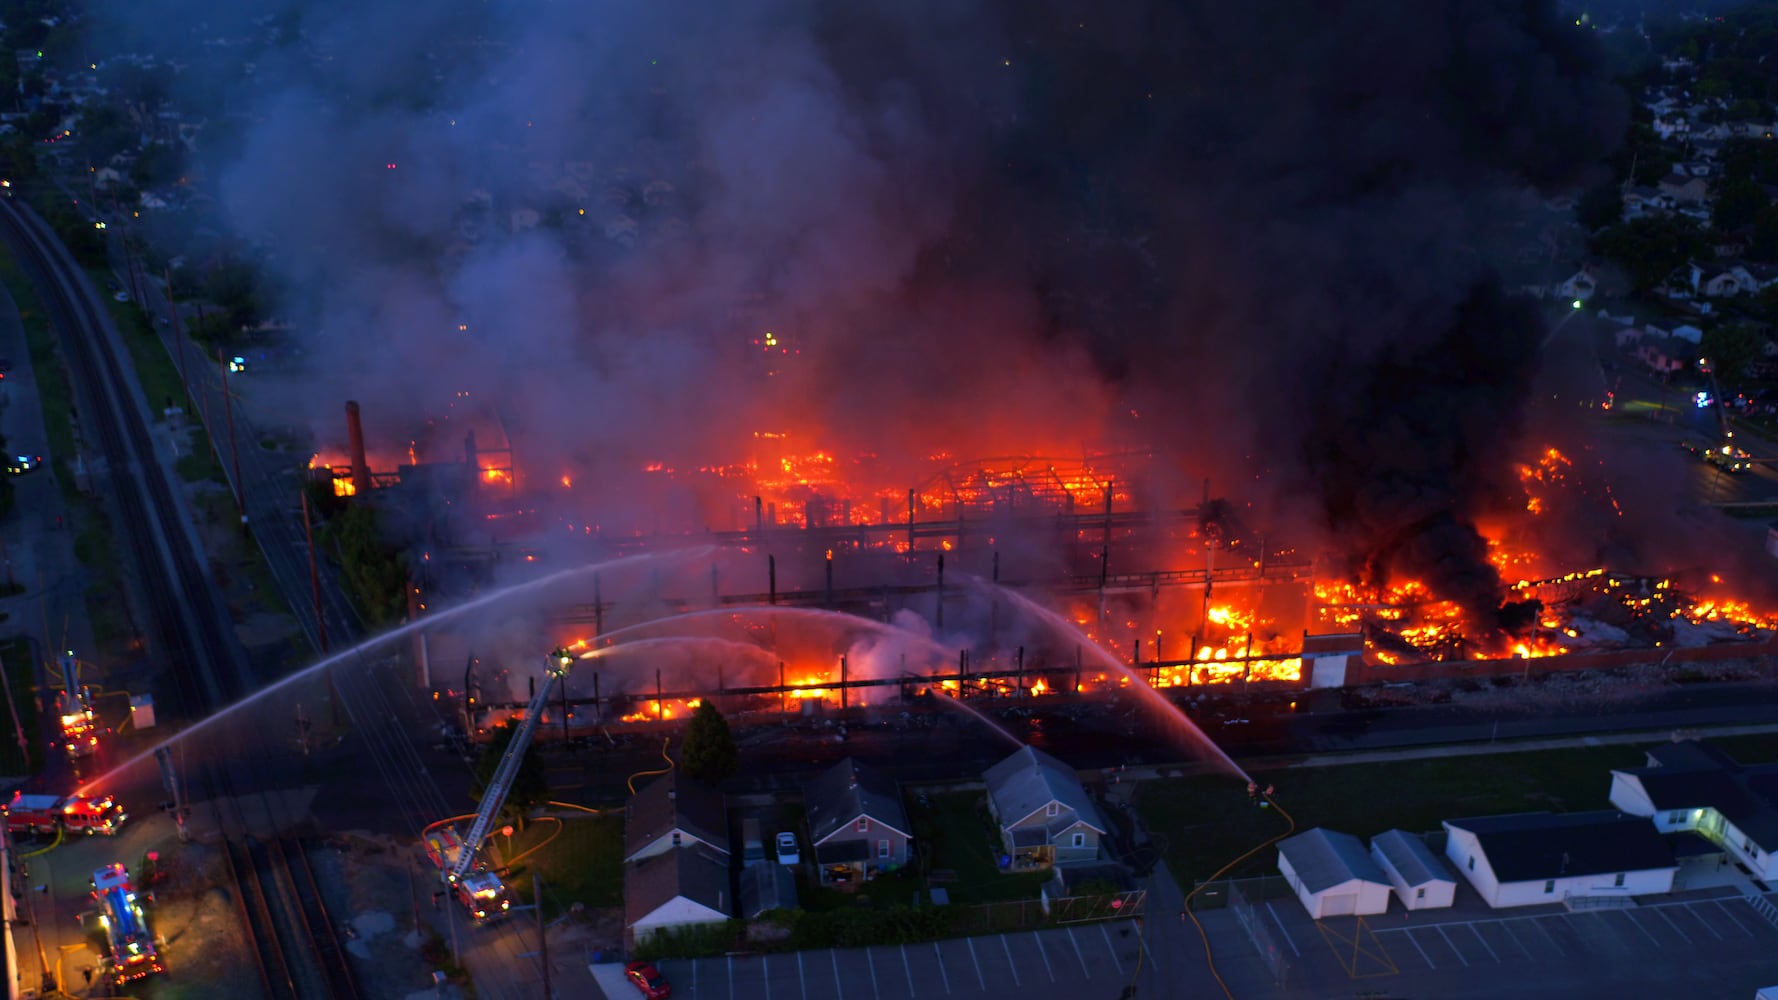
[88,863,164,984]
[4,790,127,837]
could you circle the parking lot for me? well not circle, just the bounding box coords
[652,920,1144,999]
[1194,885,1778,999]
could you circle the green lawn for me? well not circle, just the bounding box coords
[909,791,1050,904]
[799,868,921,911]
[510,814,624,915]
[1138,738,1778,885]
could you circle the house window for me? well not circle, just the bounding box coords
[1468,857,1475,871]
[877,839,890,859]
[1543,880,1555,894]
[856,818,869,833]
[1415,888,1425,900]
[1071,832,1085,848]
[1614,873,1626,887]
[671,832,681,846]
[1667,810,1685,824]
[1046,802,1059,818]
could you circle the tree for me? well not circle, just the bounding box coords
[1592,215,1706,295]
[1713,179,1772,232]
[1751,205,1778,262]
[324,504,408,625]
[679,702,738,784]
[472,721,549,827]
[1701,323,1766,386]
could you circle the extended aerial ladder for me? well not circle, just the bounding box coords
[437,647,575,888]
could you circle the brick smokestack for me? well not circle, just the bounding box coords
[345,400,370,495]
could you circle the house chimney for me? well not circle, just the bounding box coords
[345,400,370,495]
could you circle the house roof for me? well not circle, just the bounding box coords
[803,757,911,844]
[1617,740,1778,848]
[984,746,1108,837]
[1444,811,1675,883]
[739,860,797,918]
[623,845,731,927]
[1371,829,1456,887]
[1277,828,1389,894]
[624,770,728,860]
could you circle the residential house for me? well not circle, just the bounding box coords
[1623,185,1665,219]
[1369,830,1457,911]
[1672,324,1704,345]
[1442,811,1677,909]
[1657,172,1710,207]
[1558,268,1597,302]
[803,757,913,880]
[983,746,1110,870]
[624,845,732,945]
[1636,342,1685,374]
[1276,828,1392,918]
[623,770,728,864]
[1699,267,1745,297]
[1609,740,1778,883]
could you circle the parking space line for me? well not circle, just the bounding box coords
[1099,923,1125,975]
[933,941,951,995]
[1650,906,1691,944]
[1435,925,1469,967]
[867,949,881,1000]
[1680,903,1725,940]
[1067,927,1091,977]
[730,956,736,1000]
[1531,916,1566,953]
[1266,903,1302,957]
[1000,935,1021,987]
[692,959,698,996]
[966,937,986,991]
[798,950,807,1000]
[1402,928,1436,969]
[1714,900,1756,937]
[1030,931,1055,982]
[1498,920,1534,959]
[832,950,844,1000]
[901,944,917,996]
[1620,910,1661,947]
[763,954,772,1000]
[1466,923,1499,962]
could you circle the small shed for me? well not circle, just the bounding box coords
[1370,830,1457,910]
[1277,828,1392,919]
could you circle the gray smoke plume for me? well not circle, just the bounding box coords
[77,0,1627,616]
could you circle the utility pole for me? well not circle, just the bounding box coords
[535,874,552,999]
[165,265,187,407]
[301,489,328,653]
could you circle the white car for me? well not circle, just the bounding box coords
[775,831,799,866]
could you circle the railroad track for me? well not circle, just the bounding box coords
[0,197,358,998]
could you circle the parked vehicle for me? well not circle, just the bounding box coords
[775,830,800,866]
[625,960,671,999]
[4,790,126,836]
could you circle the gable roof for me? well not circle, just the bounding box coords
[984,746,1108,836]
[803,757,911,844]
[1371,829,1456,887]
[1277,828,1388,894]
[624,845,731,926]
[1617,740,1778,848]
[625,770,728,860]
[1444,811,1674,883]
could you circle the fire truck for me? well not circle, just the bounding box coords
[54,651,105,759]
[4,790,127,836]
[89,863,164,984]
[424,647,575,922]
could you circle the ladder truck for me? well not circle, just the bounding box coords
[88,863,164,985]
[55,650,104,759]
[425,647,575,922]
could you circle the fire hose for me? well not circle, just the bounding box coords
[626,736,674,796]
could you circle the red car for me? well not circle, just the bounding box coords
[625,960,671,999]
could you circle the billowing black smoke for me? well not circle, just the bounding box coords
[73,0,1627,615]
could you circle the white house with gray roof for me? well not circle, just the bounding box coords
[1277,828,1392,918]
[983,746,1108,870]
[1370,829,1456,910]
